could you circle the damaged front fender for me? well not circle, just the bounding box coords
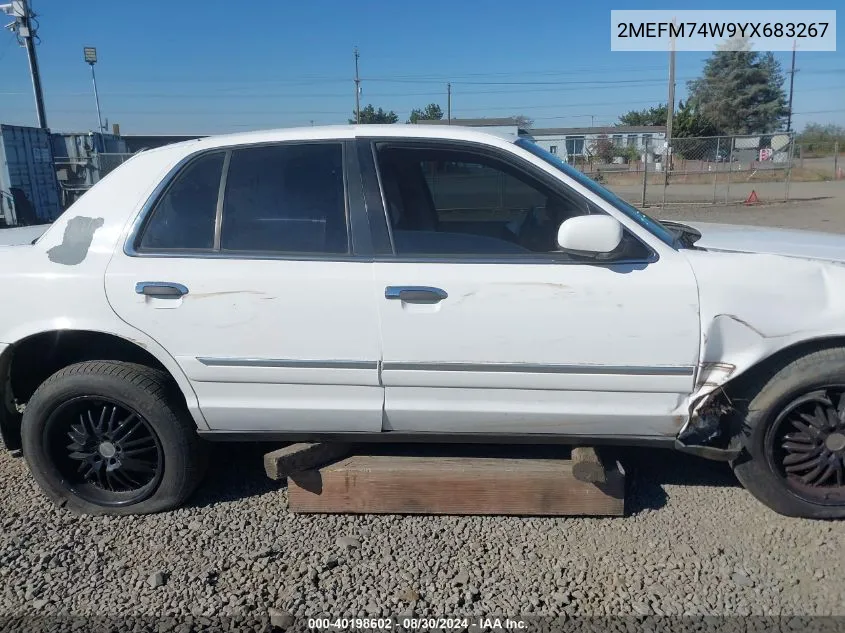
[675,250,845,460]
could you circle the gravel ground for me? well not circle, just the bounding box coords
[1,442,844,629]
[3,203,845,630]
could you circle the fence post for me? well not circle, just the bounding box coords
[835,141,840,180]
[713,136,720,204]
[641,136,649,206]
[799,144,804,168]
[661,137,670,208]
[725,136,734,204]
[785,133,795,201]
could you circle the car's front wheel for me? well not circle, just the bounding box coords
[732,347,845,519]
[21,361,206,515]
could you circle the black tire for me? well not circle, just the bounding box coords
[21,361,206,515]
[732,347,845,519]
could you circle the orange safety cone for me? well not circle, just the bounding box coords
[745,189,760,205]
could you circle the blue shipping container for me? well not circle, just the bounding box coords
[0,124,62,225]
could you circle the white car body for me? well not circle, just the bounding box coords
[2,125,845,456]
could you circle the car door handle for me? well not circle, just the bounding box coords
[385,286,448,303]
[135,281,189,298]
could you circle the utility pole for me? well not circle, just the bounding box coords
[353,47,361,124]
[2,0,48,129]
[447,82,451,124]
[84,47,104,132]
[786,41,797,132]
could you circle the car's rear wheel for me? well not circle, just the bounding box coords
[732,347,845,518]
[21,361,206,515]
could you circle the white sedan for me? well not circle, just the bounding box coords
[0,125,843,518]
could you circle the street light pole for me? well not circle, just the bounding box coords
[83,47,104,132]
[90,64,103,132]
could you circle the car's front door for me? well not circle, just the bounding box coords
[106,141,383,433]
[364,139,700,438]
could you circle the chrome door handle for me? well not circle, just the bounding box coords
[135,281,189,298]
[385,286,448,303]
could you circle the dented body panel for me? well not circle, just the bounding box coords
[1,126,845,452]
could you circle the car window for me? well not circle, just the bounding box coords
[376,145,649,259]
[515,138,676,246]
[221,143,348,254]
[138,152,224,251]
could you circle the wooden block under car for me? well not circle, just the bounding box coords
[263,442,352,480]
[288,453,625,516]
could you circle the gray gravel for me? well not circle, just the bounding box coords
[3,204,845,628]
[1,442,844,627]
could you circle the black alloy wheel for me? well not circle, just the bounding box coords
[44,397,164,507]
[766,386,845,506]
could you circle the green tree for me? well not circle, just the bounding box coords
[796,123,845,151]
[673,100,720,138]
[349,104,399,124]
[671,100,723,160]
[686,43,788,134]
[408,103,443,124]
[618,104,668,127]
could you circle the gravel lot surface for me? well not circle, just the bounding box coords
[2,441,844,629]
[2,203,845,630]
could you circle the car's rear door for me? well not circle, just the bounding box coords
[360,137,700,438]
[105,140,383,433]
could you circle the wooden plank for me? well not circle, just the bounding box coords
[263,442,352,481]
[288,455,624,516]
[571,446,607,484]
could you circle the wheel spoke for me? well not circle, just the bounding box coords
[67,424,88,445]
[816,462,838,486]
[68,450,96,460]
[113,468,142,489]
[782,441,818,453]
[790,419,821,438]
[107,406,119,434]
[805,407,827,430]
[120,436,156,450]
[120,457,157,475]
[783,449,822,467]
[783,432,815,444]
[800,462,826,485]
[123,446,157,457]
[112,415,140,441]
[96,406,107,433]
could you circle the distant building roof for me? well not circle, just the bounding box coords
[416,117,524,127]
[529,125,666,136]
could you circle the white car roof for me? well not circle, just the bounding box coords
[147,124,520,156]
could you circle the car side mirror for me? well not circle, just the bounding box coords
[556,215,623,257]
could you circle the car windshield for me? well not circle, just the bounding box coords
[515,138,677,247]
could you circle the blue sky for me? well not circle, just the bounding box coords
[1,0,842,134]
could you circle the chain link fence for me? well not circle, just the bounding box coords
[540,131,843,207]
[795,141,843,182]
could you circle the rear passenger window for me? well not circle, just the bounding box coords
[221,143,348,254]
[138,152,223,251]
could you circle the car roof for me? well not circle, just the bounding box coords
[146,124,521,156]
